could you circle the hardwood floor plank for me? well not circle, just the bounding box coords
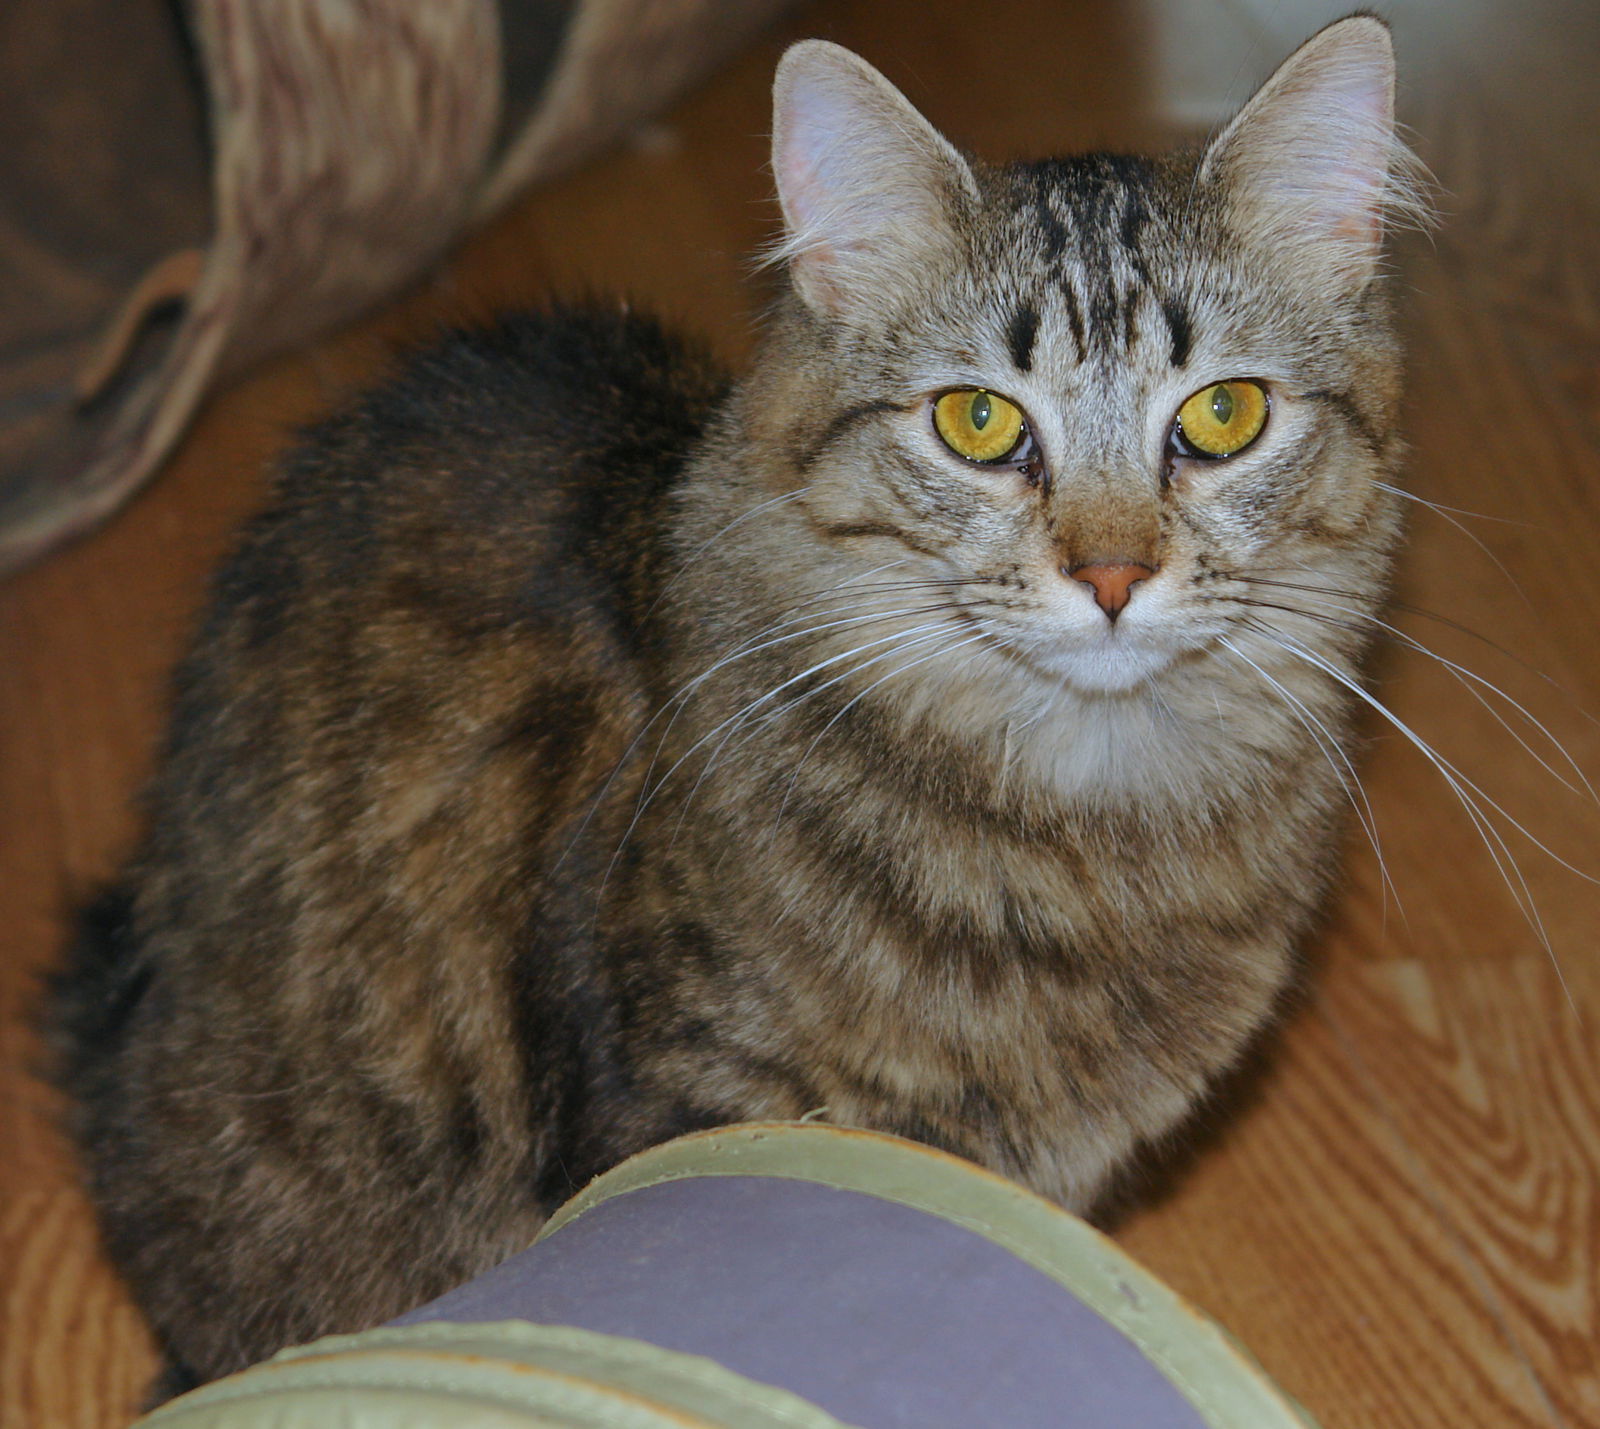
[1369,233,1600,955]
[1120,998,1555,1420]
[0,1193,155,1429]
[1321,957,1599,1428]
[1119,977,1562,1427]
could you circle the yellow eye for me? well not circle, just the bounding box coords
[1175,380,1269,458]
[933,389,1026,463]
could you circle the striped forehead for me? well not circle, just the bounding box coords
[991,155,1196,377]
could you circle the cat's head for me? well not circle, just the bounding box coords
[739,17,1424,710]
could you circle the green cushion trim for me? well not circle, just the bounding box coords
[138,1320,862,1429]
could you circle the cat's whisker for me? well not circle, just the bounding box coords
[597,616,966,908]
[1370,482,1531,529]
[1371,633,1598,803]
[1266,626,1596,884]
[642,597,965,768]
[1241,572,1456,627]
[1231,595,1369,638]
[1235,585,1598,803]
[685,599,959,693]
[1241,624,1546,935]
[621,572,1002,822]
[1242,574,1548,676]
[1241,572,1600,740]
[1373,480,1536,608]
[692,575,991,679]
[563,571,998,879]
[758,634,996,903]
[1239,593,1598,986]
[758,576,997,630]
[1217,633,1401,917]
[672,625,983,854]
[732,585,975,646]
[1375,643,1589,806]
[641,486,816,621]
[664,621,977,849]
[762,628,993,842]
[556,598,961,874]
[1246,624,1585,1012]
[780,558,916,592]
[644,567,971,746]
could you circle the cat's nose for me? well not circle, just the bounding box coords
[1064,561,1156,619]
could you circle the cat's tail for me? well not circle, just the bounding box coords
[44,885,151,1104]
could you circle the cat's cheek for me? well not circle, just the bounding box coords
[1167,486,1279,565]
[947,463,1048,516]
[1165,456,1269,508]
[1301,453,1398,542]
[1165,457,1201,497]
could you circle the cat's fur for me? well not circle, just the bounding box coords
[53,18,1419,1385]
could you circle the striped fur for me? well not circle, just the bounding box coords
[52,19,1412,1385]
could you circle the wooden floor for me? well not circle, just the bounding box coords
[3,0,1597,1424]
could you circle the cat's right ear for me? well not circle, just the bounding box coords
[771,41,978,318]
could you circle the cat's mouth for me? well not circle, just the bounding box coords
[1045,638,1184,694]
[976,614,1193,695]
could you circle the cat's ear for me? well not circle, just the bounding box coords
[1200,16,1424,288]
[771,41,979,317]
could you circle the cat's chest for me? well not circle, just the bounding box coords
[626,717,1327,1204]
[676,798,1296,1072]
[773,847,1293,1210]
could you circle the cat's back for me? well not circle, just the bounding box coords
[146,303,729,916]
[217,304,727,645]
[137,303,728,967]
[50,308,729,1379]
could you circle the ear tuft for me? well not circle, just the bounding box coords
[769,41,978,316]
[1201,16,1432,287]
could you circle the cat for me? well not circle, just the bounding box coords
[50,15,1425,1389]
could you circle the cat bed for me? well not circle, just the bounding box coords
[134,1122,1319,1428]
[0,0,793,577]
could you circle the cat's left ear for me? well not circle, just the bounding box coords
[771,41,979,317]
[1200,16,1424,288]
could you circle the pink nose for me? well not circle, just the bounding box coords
[1066,562,1156,618]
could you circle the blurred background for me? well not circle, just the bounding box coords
[1,1,1596,1424]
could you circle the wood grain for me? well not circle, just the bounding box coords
[2,1,1596,1426]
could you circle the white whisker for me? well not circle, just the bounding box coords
[1246,570,1599,726]
[1218,633,1401,917]
[642,486,814,620]
[554,589,958,873]
[1244,582,1597,803]
[1374,480,1533,528]
[1246,625,1588,1013]
[599,617,964,900]
[766,629,992,838]
[669,621,977,844]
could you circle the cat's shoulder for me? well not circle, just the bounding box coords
[201,305,728,656]
[280,303,728,504]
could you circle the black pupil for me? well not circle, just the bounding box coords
[1209,384,1235,425]
[970,392,992,430]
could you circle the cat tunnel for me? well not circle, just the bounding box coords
[135,1122,1318,1428]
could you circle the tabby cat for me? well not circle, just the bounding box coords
[53,16,1423,1386]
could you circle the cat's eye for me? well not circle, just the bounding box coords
[1173,380,1269,459]
[933,389,1027,464]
